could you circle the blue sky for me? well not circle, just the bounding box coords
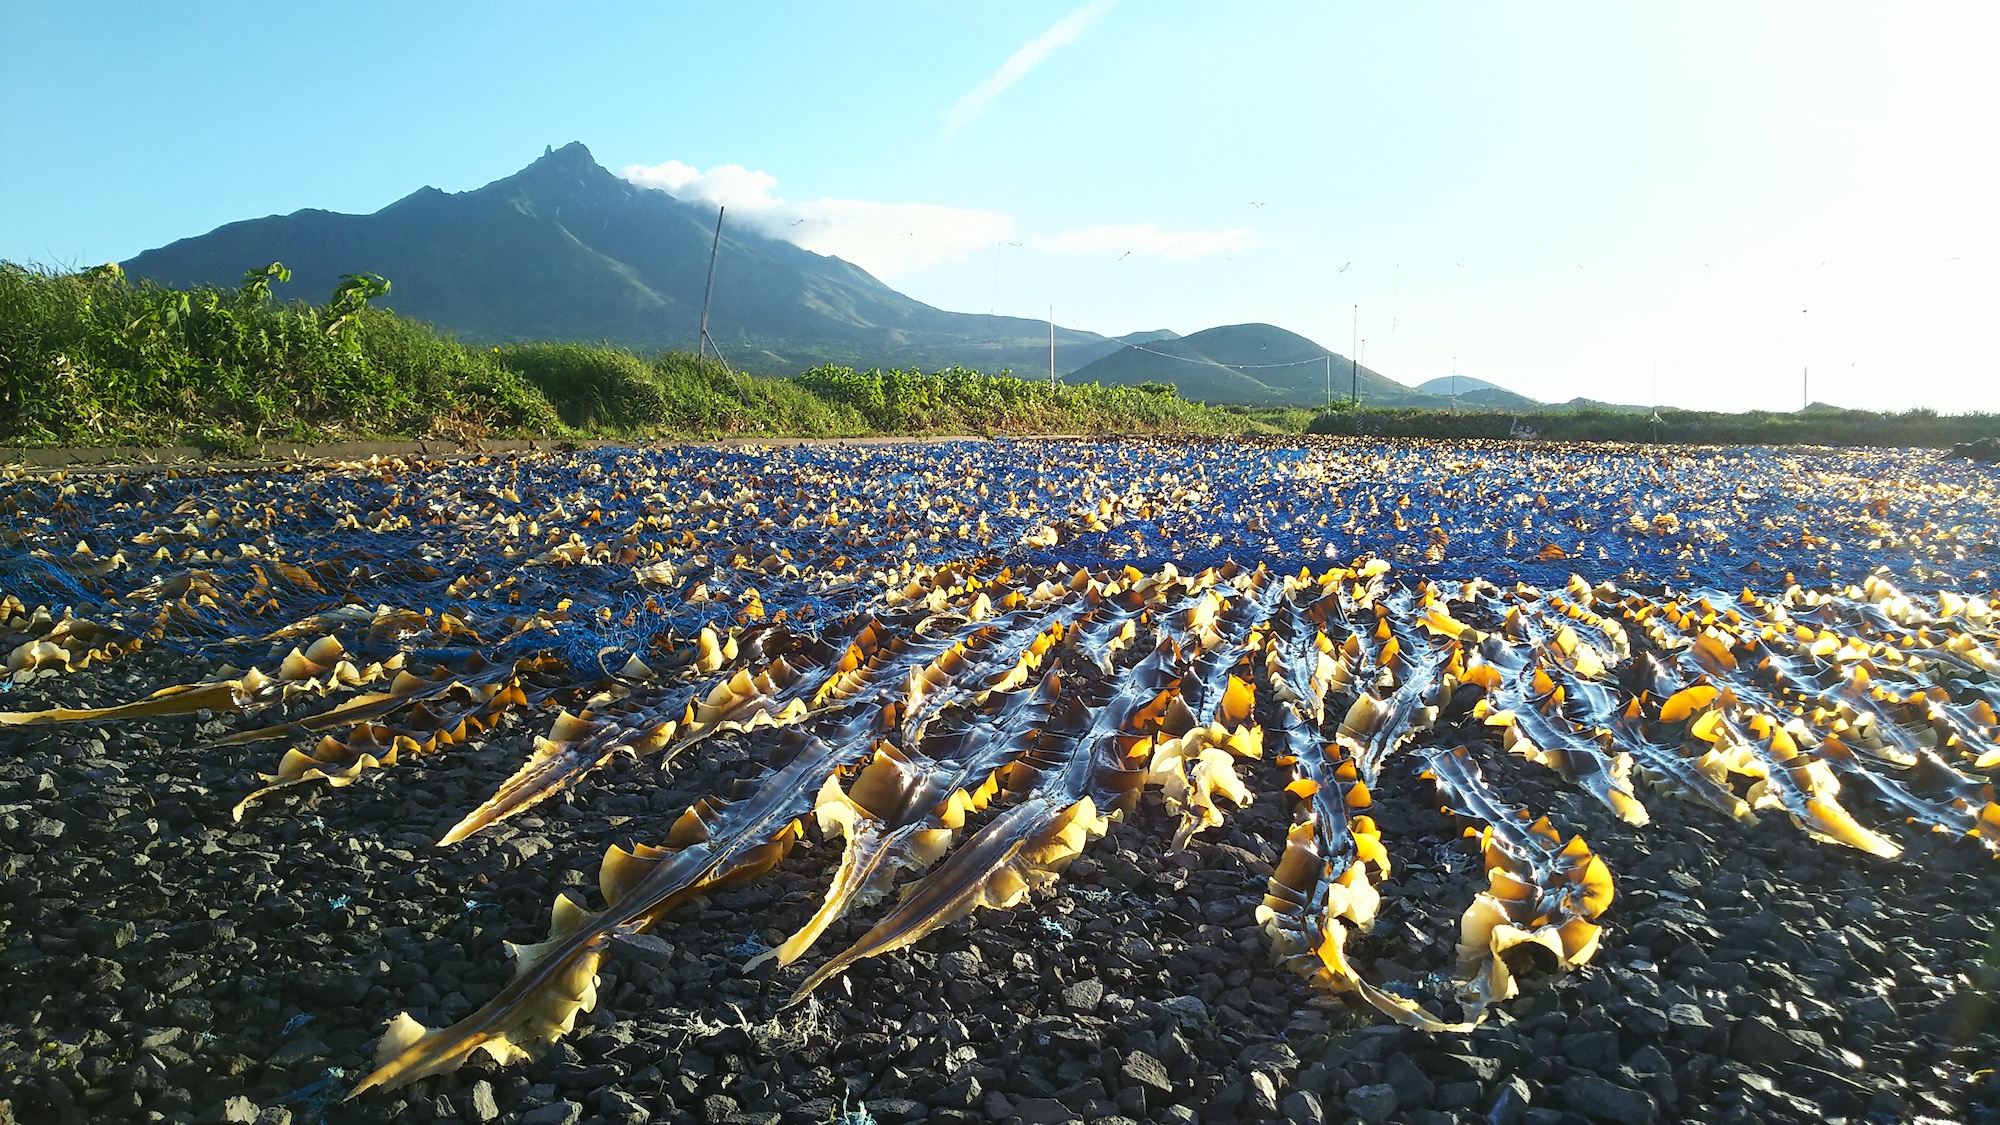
[3,2,1995,411]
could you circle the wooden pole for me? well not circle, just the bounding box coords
[698,206,725,363]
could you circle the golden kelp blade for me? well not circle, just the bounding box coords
[1258,639,1445,1028]
[1146,723,1262,850]
[787,795,1107,1005]
[438,705,679,845]
[757,782,955,970]
[231,725,418,819]
[1610,698,1754,822]
[0,635,392,726]
[1815,736,2000,854]
[765,662,1069,966]
[1422,745,1614,1009]
[1487,697,1650,827]
[439,623,864,844]
[1687,700,1902,857]
[354,732,866,1095]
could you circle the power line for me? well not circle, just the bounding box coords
[1111,339,1350,372]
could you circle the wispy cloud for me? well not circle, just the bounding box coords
[945,0,1120,136]
[1036,223,1253,259]
[621,160,1012,278]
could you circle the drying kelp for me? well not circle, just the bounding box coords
[4,440,2000,1102]
[351,728,875,1094]
[1419,743,1615,1009]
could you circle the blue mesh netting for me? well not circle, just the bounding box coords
[3,438,1994,673]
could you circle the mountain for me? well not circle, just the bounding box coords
[1066,323,1435,407]
[122,143,1128,377]
[1416,375,1541,411]
[1416,374,1502,395]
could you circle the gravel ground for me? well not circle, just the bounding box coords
[3,641,1997,1125]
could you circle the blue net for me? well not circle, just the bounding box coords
[3,438,1994,678]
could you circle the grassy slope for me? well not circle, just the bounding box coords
[7,265,1992,453]
[0,264,1273,451]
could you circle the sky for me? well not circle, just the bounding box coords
[3,2,1996,412]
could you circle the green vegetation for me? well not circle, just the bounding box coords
[1305,403,2000,448]
[10,263,1991,455]
[0,264,1264,450]
[0,262,553,449]
[792,364,1246,434]
[495,343,861,435]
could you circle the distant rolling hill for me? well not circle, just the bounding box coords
[1069,323,1437,407]
[121,143,1130,378]
[1416,375,1541,411]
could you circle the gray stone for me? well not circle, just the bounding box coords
[1418,1052,1502,1084]
[253,1108,290,1125]
[1246,1072,1279,1117]
[1850,994,1896,1023]
[1243,1040,1299,1074]
[1054,1077,1106,1111]
[606,931,677,970]
[291,968,369,1008]
[1385,1053,1435,1109]
[865,1097,925,1124]
[941,949,982,979]
[1061,978,1104,1013]
[1484,1077,1532,1125]
[1159,1107,1199,1125]
[208,1095,258,1125]
[468,1080,500,1124]
[703,1094,741,1124]
[1562,1031,1622,1071]
[1114,934,1156,962]
[1563,1075,1656,1124]
[1009,1095,1081,1124]
[1160,995,1208,1028]
[1346,1083,1400,1125]
[1121,1050,1174,1094]
[520,1101,583,1125]
[1282,1089,1324,1125]
[266,1037,329,1067]
[1729,1015,1804,1066]
[931,1074,981,1109]
[597,1089,649,1125]
[1436,1082,1482,1110]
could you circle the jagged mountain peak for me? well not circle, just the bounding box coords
[120,145,1123,376]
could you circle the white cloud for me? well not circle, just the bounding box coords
[621,160,1012,278]
[1036,224,1253,259]
[945,0,1120,136]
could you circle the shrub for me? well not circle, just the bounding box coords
[497,342,666,430]
[0,261,552,444]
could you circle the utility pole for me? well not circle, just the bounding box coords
[1350,304,1358,407]
[1049,306,1056,390]
[698,206,725,364]
[1801,308,1809,411]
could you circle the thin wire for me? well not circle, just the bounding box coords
[1112,340,1347,372]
